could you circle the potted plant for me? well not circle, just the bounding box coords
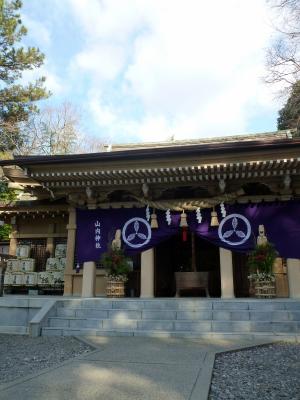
[101,246,131,298]
[247,242,278,298]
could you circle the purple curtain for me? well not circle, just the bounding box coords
[75,201,300,263]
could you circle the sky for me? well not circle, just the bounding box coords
[21,0,283,144]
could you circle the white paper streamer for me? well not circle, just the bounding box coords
[166,209,171,225]
[220,202,226,218]
[196,207,202,223]
[146,205,151,221]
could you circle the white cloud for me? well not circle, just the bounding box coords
[21,64,66,96]
[44,70,65,95]
[88,91,117,126]
[70,43,126,81]
[68,0,146,43]
[67,0,281,142]
[22,14,51,48]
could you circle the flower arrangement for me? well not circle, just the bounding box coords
[247,242,278,282]
[101,246,131,282]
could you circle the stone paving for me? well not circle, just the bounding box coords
[0,335,279,400]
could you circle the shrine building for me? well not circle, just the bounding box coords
[1,129,300,300]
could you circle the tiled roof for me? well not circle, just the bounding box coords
[109,129,295,151]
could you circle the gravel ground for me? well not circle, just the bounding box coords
[209,342,300,400]
[0,334,93,384]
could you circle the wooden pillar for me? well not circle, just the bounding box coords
[287,258,300,298]
[273,258,289,297]
[191,232,196,272]
[219,247,235,298]
[140,248,155,298]
[46,223,55,256]
[9,216,17,256]
[63,208,76,296]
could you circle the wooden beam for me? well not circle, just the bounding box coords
[10,233,67,239]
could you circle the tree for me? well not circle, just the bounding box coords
[277,80,300,130]
[0,223,12,240]
[0,178,16,242]
[15,102,105,155]
[0,179,16,203]
[0,0,49,152]
[265,1,300,93]
[17,103,80,155]
[76,134,106,154]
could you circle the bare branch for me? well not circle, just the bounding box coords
[265,0,300,91]
[13,102,105,156]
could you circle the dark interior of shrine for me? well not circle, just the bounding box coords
[154,233,220,297]
[126,232,250,298]
[154,233,249,298]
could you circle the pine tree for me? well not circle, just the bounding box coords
[0,0,49,152]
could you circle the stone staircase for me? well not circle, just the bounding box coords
[41,298,300,339]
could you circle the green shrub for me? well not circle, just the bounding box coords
[0,224,12,240]
[0,181,17,203]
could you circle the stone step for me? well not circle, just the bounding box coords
[56,308,213,320]
[47,316,300,333]
[0,325,28,334]
[41,299,300,338]
[41,326,300,340]
[55,307,300,321]
[212,310,300,321]
[58,299,214,310]
[57,299,300,312]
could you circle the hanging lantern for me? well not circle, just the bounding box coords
[151,210,158,228]
[180,211,188,227]
[210,208,219,227]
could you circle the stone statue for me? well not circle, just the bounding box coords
[112,229,122,250]
[257,224,268,246]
